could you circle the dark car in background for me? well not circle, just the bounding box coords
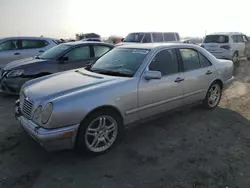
[0,41,114,94]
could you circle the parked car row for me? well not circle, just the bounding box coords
[13,42,234,155]
[0,41,113,93]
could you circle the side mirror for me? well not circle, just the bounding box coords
[62,56,69,61]
[144,70,162,80]
[121,38,124,42]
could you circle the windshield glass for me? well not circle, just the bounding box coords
[38,44,71,59]
[89,48,150,77]
[203,35,229,43]
[123,33,145,42]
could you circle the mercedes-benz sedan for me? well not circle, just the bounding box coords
[15,43,234,155]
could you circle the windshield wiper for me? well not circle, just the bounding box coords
[90,69,132,77]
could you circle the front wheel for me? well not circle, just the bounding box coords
[76,110,123,155]
[203,82,222,109]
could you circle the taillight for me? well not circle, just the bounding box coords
[220,45,231,50]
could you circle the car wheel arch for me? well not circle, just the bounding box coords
[80,105,124,126]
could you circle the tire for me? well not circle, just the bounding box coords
[76,109,123,155]
[202,81,222,109]
[232,52,238,64]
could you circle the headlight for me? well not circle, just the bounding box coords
[41,102,53,124]
[33,105,42,124]
[6,69,24,78]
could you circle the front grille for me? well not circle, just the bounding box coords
[20,93,33,119]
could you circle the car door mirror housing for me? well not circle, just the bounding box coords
[144,70,162,80]
[62,56,69,61]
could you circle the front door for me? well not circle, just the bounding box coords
[59,45,94,71]
[138,48,184,120]
[178,48,215,105]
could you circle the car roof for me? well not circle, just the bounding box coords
[62,41,114,46]
[207,32,245,36]
[0,36,57,40]
[116,42,198,50]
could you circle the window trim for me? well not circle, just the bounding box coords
[146,48,181,77]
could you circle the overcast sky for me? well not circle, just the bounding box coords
[0,0,249,39]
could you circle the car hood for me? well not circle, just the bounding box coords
[24,68,126,101]
[3,57,48,70]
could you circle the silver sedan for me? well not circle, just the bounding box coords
[14,43,234,155]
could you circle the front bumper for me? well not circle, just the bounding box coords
[0,76,29,94]
[15,102,80,151]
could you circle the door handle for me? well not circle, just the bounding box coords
[175,77,184,83]
[38,50,44,53]
[205,70,213,75]
[13,53,20,55]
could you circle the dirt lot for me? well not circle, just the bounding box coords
[1,61,250,188]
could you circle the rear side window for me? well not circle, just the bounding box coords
[163,33,176,42]
[199,52,212,68]
[93,45,111,57]
[22,40,49,49]
[231,35,237,43]
[152,33,164,42]
[237,35,244,43]
[179,49,200,71]
[0,40,21,51]
[203,35,229,43]
[142,34,152,43]
[149,49,178,76]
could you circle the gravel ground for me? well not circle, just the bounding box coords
[1,60,250,188]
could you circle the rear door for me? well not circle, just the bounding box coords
[58,45,93,71]
[202,35,230,54]
[0,40,23,68]
[178,48,215,105]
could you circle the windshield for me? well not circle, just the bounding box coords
[123,33,145,42]
[203,35,229,43]
[38,44,71,59]
[89,48,150,77]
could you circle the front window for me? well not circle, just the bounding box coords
[89,48,150,77]
[38,44,71,59]
[203,35,229,43]
[123,33,145,43]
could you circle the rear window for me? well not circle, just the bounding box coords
[203,35,229,43]
[163,33,177,42]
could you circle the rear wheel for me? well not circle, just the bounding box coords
[203,82,222,109]
[76,110,123,155]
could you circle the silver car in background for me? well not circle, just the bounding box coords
[15,43,234,155]
[0,37,58,68]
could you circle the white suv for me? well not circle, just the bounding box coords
[117,32,180,46]
[201,32,250,63]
